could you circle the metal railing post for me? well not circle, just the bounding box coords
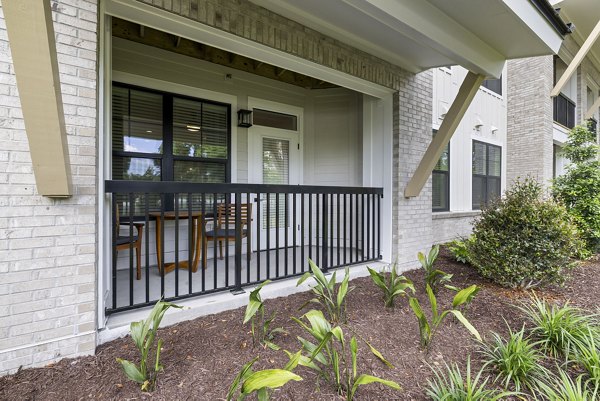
[232,192,244,294]
[321,193,329,271]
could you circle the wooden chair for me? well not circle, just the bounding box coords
[203,203,252,267]
[115,207,144,280]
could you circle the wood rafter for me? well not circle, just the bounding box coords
[111,17,338,90]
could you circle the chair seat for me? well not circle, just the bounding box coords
[205,228,248,238]
[116,235,139,246]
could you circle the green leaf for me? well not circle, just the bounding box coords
[426,285,438,319]
[297,337,328,365]
[129,320,146,351]
[257,388,269,401]
[264,340,281,351]
[284,350,302,371]
[350,374,401,400]
[449,310,481,341]
[429,245,440,265]
[283,349,322,371]
[331,326,345,345]
[350,337,358,379]
[243,280,271,324]
[337,269,350,308]
[304,310,332,338]
[452,285,480,308]
[241,369,302,394]
[227,356,258,401]
[296,271,312,286]
[116,358,146,384]
[364,338,394,369]
[368,267,386,290]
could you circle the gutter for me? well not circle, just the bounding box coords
[530,0,574,37]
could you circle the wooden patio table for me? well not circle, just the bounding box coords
[149,211,208,274]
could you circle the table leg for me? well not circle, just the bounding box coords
[191,216,202,272]
[155,217,162,274]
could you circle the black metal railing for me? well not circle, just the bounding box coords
[105,180,383,314]
[553,93,576,129]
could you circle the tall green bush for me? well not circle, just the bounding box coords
[467,178,581,288]
[552,124,600,256]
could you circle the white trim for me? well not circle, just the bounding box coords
[97,7,111,331]
[246,97,304,185]
[104,0,394,99]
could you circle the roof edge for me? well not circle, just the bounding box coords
[529,0,573,37]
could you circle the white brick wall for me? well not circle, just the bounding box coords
[0,0,98,375]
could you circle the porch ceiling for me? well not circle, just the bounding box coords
[250,0,569,78]
[111,18,339,90]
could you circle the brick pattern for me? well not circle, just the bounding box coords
[506,56,555,186]
[393,70,434,269]
[0,0,98,374]
[431,212,479,244]
[134,0,406,90]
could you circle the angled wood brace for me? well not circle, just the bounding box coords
[404,71,485,198]
[3,0,72,197]
[551,19,600,98]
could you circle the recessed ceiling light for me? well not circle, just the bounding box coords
[186,125,201,132]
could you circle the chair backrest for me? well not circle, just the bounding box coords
[216,203,252,228]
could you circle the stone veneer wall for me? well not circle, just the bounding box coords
[431,212,479,244]
[0,0,98,374]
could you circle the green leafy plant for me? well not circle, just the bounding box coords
[243,280,285,350]
[226,354,303,401]
[116,300,182,391]
[569,328,600,388]
[467,177,582,288]
[533,369,598,401]
[418,245,452,294]
[409,284,481,351]
[480,326,546,392]
[553,125,600,256]
[519,295,597,358]
[427,357,517,401]
[367,264,414,307]
[291,309,400,400]
[448,236,474,264]
[297,260,353,324]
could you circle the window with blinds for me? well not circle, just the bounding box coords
[472,140,501,210]
[112,83,230,213]
[432,129,450,212]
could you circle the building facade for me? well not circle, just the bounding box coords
[0,0,568,374]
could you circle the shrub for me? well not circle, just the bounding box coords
[519,296,597,358]
[570,328,600,388]
[480,326,546,392]
[408,284,481,350]
[448,236,474,264]
[426,357,517,401]
[367,264,414,308]
[243,280,285,350]
[116,300,182,392]
[467,177,582,288]
[297,260,353,324]
[418,245,453,294]
[553,125,600,256]
[291,309,400,400]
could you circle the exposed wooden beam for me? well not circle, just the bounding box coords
[404,71,485,197]
[585,96,600,120]
[3,0,72,197]
[551,19,600,97]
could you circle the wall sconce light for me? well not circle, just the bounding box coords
[474,118,483,131]
[491,126,499,134]
[237,109,253,127]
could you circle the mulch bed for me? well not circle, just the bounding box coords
[2,249,599,401]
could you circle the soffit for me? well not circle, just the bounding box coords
[251,0,567,78]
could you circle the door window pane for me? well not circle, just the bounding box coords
[254,109,298,131]
[262,137,290,229]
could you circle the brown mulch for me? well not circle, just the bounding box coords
[2,249,600,401]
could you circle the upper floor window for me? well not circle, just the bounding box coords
[481,75,502,96]
[432,129,450,212]
[472,140,501,210]
[553,57,576,128]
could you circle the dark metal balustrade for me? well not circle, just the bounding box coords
[104,180,383,314]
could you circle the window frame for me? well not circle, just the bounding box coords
[432,129,450,212]
[472,140,502,210]
[111,81,232,184]
[481,75,502,96]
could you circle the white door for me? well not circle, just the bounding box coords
[250,126,301,251]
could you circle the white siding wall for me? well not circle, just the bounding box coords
[431,66,507,242]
